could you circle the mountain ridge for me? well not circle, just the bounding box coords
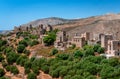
[0,30,11,34]
[51,13,120,39]
[15,13,120,39]
[20,17,78,27]
[19,13,120,27]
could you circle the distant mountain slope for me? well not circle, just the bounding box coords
[21,17,77,27]
[18,13,120,39]
[53,13,120,39]
[0,30,11,34]
[0,30,5,34]
[0,30,2,33]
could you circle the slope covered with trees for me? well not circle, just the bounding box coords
[0,29,120,79]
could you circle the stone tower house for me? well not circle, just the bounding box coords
[101,34,113,50]
[54,31,67,50]
[107,40,120,56]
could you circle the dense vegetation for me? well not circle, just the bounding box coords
[43,31,57,46]
[0,31,120,79]
[0,32,40,79]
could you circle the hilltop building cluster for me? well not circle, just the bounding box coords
[14,24,53,44]
[55,30,120,57]
[54,31,90,50]
[14,24,120,57]
[14,24,53,35]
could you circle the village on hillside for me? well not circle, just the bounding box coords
[1,0,120,79]
[1,23,120,79]
[12,24,120,59]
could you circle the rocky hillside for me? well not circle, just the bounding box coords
[19,13,120,39]
[21,17,77,27]
[53,13,120,39]
[0,30,11,34]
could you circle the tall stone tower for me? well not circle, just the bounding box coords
[101,34,113,50]
[56,31,67,42]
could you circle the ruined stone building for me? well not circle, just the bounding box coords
[88,40,97,46]
[14,24,53,45]
[14,25,32,34]
[39,35,48,45]
[36,24,53,35]
[107,40,120,56]
[71,36,86,48]
[38,24,53,44]
[46,24,53,32]
[87,33,105,46]
[54,31,67,50]
[81,32,90,41]
[31,24,45,36]
[100,34,113,50]
[71,32,90,47]
[70,32,90,48]
[54,31,91,50]
[56,31,67,42]
[14,24,53,35]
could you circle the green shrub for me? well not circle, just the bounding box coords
[0,68,5,77]
[50,48,58,56]
[86,75,96,79]
[0,76,10,79]
[32,65,39,75]
[83,48,94,57]
[16,55,28,66]
[30,40,39,46]
[97,47,105,54]
[17,44,26,53]
[24,61,31,69]
[49,69,59,78]
[4,47,14,54]
[0,54,4,62]
[93,44,101,52]
[0,40,7,47]
[30,57,36,62]
[29,35,38,39]
[0,46,6,52]
[6,52,19,64]
[74,50,83,58]
[71,44,76,49]
[10,66,19,75]
[19,40,28,46]
[43,31,56,46]
[24,68,30,74]
[59,66,68,77]
[1,61,7,67]
[5,65,11,72]
[23,49,30,56]
[41,65,49,74]
[27,72,37,79]
[56,54,69,60]
[71,75,83,79]
[63,75,72,79]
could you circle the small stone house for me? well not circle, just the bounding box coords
[107,40,120,56]
[71,35,86,48]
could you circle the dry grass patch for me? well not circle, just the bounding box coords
[36,46,54,57]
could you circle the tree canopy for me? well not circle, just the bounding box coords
[43,31,56,46]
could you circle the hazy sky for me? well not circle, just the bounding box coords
[0,0,120,30]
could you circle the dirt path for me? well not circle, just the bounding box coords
[39,71,52,79]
